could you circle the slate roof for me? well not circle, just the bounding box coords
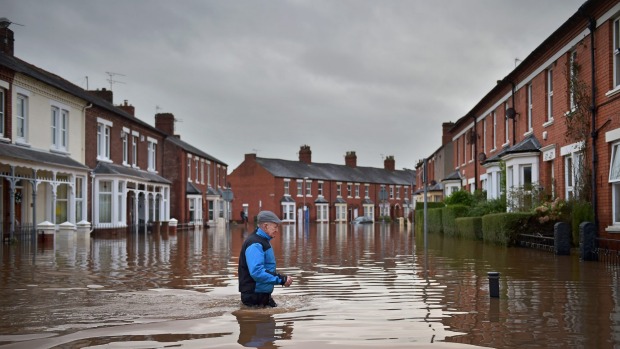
[0,142,89,171]
[254,157,415,186]
[93,162,171,184]
[442,170,462,182]
[413,182,443,195]
[186,181,202,195]
[0,52,165,136]
[504,135,542,155]
[166,136,227,165]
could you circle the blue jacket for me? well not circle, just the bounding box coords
[238,228,284,294]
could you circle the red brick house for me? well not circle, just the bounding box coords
[84,92,171,229]
[154,113,229,227]
[425,0,620,241]
[228,145,415,224]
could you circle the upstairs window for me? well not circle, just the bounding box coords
[122,131,128,165]
[615,17,620,88]
[317,182,323,196]
[147,139,157,171]
[51,106,69,151]
[0,89,4,137]
[96,119,112,160]
[547,68,554,122]
[16,94,28,143]
[569,50,577,112]
[284,180,290,196]
[527,83,533,131]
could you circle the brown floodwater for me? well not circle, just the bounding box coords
[0,223,618,349]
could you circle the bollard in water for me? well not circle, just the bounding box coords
[488,271,500,298]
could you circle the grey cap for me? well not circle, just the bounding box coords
[257,210,282,224]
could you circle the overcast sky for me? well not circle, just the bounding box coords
[4,0,585,171]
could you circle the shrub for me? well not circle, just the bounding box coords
[569,200,594,245]
[467,198,506,217]
[442,205,470,236]
[482,212,532,246]
[444,190,475,206]
[456,216,483,240]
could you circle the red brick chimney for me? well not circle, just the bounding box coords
[155,113,175,135]
[384,155,395,172]
[245,153,257,162]
[87,88,113,103]
[0,21,14,56]
[345,151,357,168]
[442,122,455,146]
[299,145,311,164]
[117,100,135,116]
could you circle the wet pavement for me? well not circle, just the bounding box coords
[0,223,618,348]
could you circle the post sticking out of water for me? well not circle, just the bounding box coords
[488,271,500,298]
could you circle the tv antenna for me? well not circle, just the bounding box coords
[105,71,126,90]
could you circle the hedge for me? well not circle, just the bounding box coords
[442,205,470,237]
[481,212,532,246]
[455,216,483,240]
[414,207,443,235]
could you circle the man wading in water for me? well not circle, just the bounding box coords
[238,211,294,307]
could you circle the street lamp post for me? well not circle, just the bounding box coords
[303,177,308,224]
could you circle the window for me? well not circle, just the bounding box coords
[97,120,111,160]
[317,182,323,196]
[483,117,487,152]
[462,137,465,165]
[347,184,352,197]
[16,94,28,142]
[284,180,290,196]
[56,183,68,223]
[615,18,620,88]
[521,164,533,190]
[297,181,303,196]
[131,135,138,166]
[610,142,620,224]
[201,161,205,183]
[316,204,329,222]
[188,198,195,223]
[492,111,497,149]
[569,50,577,111]
[0,89,4,136]
[187,156,192,181]
[305,180,312,196]
[547,68,554,122]
[389,186,394,199]
[282,202,295,221]
[335,204,347,222]
[504,103,509,144]
[565,150,582,199]
[396,186,400,199]
[207,161,211,186]
[117,181,124,223]
[122,132,128,164]
[98,180,112,223]
[456,139,460,166]
[364,204,374,220]
[337,184,342,197]
[148,139,157,171]
[355,184,360,198]
[75,176,84,222]
[51,107,68,151]
[195,158,199,180]
[527,83,533,131]
[365,184,369,198]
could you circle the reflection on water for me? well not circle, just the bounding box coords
[0,223,619,348]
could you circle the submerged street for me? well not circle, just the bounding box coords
[0,223,618,348]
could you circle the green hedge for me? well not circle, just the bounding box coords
[442,205,470,237]
[456,216,483,240]
[415,202,445,210]
[481,212,532,246]
[414,207,443,234]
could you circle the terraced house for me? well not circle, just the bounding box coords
[420,0,620,242]
[228,145,415,224]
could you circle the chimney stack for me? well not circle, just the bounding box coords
[442,122,455,145]
[384,155,395,172]
[117,99,135,116]
[87,88,113,103]
[299,145,312,164]
[155,113,176,135]
[345,151,357,168]
[0,19,14,56]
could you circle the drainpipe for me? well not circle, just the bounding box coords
[510,81,516,146]
[588,16,598,229]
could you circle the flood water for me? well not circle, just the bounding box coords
[0,223,619,349]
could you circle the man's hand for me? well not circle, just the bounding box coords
[283,275,293,287]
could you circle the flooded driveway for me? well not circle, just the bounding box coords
[0,223,618,348]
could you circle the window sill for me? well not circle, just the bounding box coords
[96,157,112,163]
[50,148,70,155]
[543,119,554,128]
[523,130,533,137]
[605,85,620,98]
[490,148,496,153]
[468,159,474,164]
[501,142,510,148]
[605,226,620,233]
[0,137,10,143]
[16,141,31,148]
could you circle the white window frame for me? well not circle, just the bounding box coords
[615,18,620,89]
[16,93,28,143]
[316,203,329,222]
[609,141,620,226]
[147,137,157,172]
[483,117,487,152]
[527,83,533,132]
[122,128,129,165]
[561,141,584,200]
[363,204,374,221]
[131,134,138,167]
[547,68,554,123]
[337,183,342,197]
[317,181,323,197]
[504,103,509,145]
[335,203,347,222]
[187,155,192,181]
[201,160,205,184]
[347,183,352,198]
[297,180,303,197]
[284,179,290,196]
[282,202,295,222]
[569,50,577,112]
[365,184,370,198]
[492,111,497,150]
[0,88,4,137]
[97,118,112,161]
[305,180,312,197]
[355,184,360,198]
